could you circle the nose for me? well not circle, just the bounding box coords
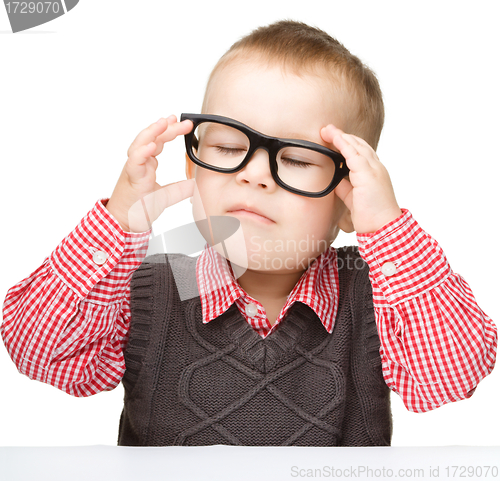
[235,148,277,192]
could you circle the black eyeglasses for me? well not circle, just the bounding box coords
[180,113,349,198]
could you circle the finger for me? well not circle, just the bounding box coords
[127,179,196,233]
[157,178,196,208]
[152,119,194,155]
[330,133,371,172]
[127,116,175,157]
[127,141,158,171]
[126,119,194,185]
[320,124,344,148]
[321,125,378,161]
[127,119,193,168]
[333,177,353,210]
[341,133,380,161]
[321,124,364,148]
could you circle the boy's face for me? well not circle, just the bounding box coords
[186,58,352,273]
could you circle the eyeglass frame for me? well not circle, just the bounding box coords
[180,113,349,198]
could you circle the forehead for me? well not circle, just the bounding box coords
[203,58,348,145]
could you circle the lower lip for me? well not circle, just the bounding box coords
[227,210,275,225]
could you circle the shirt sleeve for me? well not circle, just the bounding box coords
[357,209,497,413]
[1,198,151,397]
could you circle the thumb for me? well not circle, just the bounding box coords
[334,177,353,211]
[128,179,196,233]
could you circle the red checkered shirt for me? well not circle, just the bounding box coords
[1,199,497,412]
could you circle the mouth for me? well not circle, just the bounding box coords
[227,205,275,224]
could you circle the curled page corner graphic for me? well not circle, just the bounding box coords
[3,0,79,33]
[64,0,78,11]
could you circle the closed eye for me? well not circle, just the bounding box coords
[215,146,247,155]
[280,157,313,168]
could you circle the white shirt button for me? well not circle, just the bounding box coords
[381,261,397,277]
[245,302,258,318]
[92,250,108,266]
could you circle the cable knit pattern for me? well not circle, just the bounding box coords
[118,246,392,446]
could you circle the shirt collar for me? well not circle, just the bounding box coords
[196,244,339,334]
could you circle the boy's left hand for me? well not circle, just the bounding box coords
[320,124,402,234]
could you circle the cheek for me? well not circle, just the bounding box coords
[191,170,225,221]
[296,195,336,227]
[291,195,338,242]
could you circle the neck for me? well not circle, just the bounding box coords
[236,267,305,304]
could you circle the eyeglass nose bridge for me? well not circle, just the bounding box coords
[240,134,281,172]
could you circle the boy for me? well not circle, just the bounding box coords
[1,20,497,446]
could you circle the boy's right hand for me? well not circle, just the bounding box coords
[106,115,195,233]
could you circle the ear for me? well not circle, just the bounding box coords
[337,204,354,234]
[185,153,196,180]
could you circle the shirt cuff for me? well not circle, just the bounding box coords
[356,209,451,305]
[50,198,151,298]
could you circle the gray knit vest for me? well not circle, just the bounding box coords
[118,246,392,446]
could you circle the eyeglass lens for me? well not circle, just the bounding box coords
[192,122,336,194]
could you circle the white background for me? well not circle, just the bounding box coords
[0,1,498,447]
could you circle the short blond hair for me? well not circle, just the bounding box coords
[201,20,384,150]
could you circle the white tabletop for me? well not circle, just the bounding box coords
[1,445,499,481]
